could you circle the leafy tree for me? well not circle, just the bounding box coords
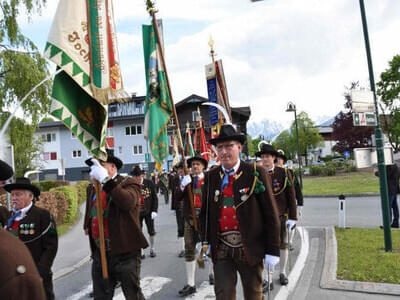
[377,55,400,153]
[0,0,51,124]
[1,114,43,176]
[274,129,297,159]
[293,111,323,165]
[332,82,374,153]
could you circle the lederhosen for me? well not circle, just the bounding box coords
[183,175,203,262]
[139,182,155,236]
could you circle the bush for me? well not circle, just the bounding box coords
[323,165,337,176]
[33,180,69,192]
[36,191,69,225]
[51,186,78,223]
[75,181,90,205]
[344,164,357,172]
[310,165,324,176]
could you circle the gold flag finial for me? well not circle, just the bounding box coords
[208,35,216,61]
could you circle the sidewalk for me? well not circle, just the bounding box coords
[53,203,91,280]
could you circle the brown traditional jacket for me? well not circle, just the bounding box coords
[269,166,297,220]
[84,175,149,256]
[0,228,46,300]
[170,174,184,211]
[199,161,280,265]
[6,205,58,274]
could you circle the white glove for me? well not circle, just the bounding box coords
[151,212,158,219]
[297,206,303,216]
[264,254,280,272]
[180,175,192,188]
[286,219,296,230]
[89,159,109,183]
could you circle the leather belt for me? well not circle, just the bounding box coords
[218,231,243,248]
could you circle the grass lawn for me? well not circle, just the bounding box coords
[303,172,379,195]
[336,227,400,284]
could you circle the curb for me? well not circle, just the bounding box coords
[54,255,91,281]
[305,193,379,198]
[320,226,400,296]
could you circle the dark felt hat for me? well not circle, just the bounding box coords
[85,149,123,170]
[4,177,40,198]
[209,124,246,146]
[0,159,13,181]
[276,149,287,162]
[255,143,278,157]
[174,161,184,170]
[187,155,208,169]
[131,166,143,177]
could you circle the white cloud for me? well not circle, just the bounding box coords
[16,0,400,126]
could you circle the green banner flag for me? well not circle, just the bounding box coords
[44,0,112,160]
[142,21,172,171]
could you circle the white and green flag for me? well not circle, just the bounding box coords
[45,0,128,160]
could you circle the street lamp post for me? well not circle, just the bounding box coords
[359,0,391,251]
[286,102,303,189]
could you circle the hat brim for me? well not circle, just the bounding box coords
[0,160,13,181]
[4,183,40,198]
[276,154,287,162]
[85,157,123,170]
[209,134,246,146]
[187,157,208,169]
[255,150,278,157]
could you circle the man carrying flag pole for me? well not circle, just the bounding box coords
[46,1,148,299]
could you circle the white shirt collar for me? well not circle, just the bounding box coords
[193,172,204,179]
[221,159,241,174]
[268,166,275,173]
[14,201,33,221]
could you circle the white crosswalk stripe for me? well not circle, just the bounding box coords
[185,281,215,299]
[114,276,172,299]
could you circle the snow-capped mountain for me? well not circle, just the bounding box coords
[247,119,284,140]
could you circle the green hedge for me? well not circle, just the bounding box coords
[51,186,78,223]
[33,180,69,192]
[75,181,90,204]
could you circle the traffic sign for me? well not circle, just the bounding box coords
[353,112,376,126]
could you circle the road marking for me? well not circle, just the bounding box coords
[66,283,92,300]
[275,226,309,300]
[114,276,172,299]
[292,238,319,300]
[185,281,215,299]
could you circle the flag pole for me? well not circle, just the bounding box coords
[146,1,198,231]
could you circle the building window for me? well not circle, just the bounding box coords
[41,133,56,142]
[107,127,114,137]
[192,111,200,121]
[72,150,82,158]
[118,146,123,154]
[43,152,57,161]
[71,132,77,139]
[125,125,142,136]
[132,145,143,155]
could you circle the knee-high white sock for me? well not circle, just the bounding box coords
[280,249,288,276]
[180,237,185,251]
[186,260,196,287]
[208,260,214,276]
[150,235,155,251]
[289,228,295,245]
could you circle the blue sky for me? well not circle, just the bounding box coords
[17,0,400,126]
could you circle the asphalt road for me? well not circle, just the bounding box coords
[54,195,392,299]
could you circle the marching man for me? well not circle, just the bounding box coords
[131,166,158,258]
[178,155,213,296]
[256,144,297,290]
[199,124,281,300]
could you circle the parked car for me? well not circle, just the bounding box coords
[332,158,346,163]
[311,160,326,167]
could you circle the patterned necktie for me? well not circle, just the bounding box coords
[221,169,234,190]
[194,176,199,189]
[7,210,22,228]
